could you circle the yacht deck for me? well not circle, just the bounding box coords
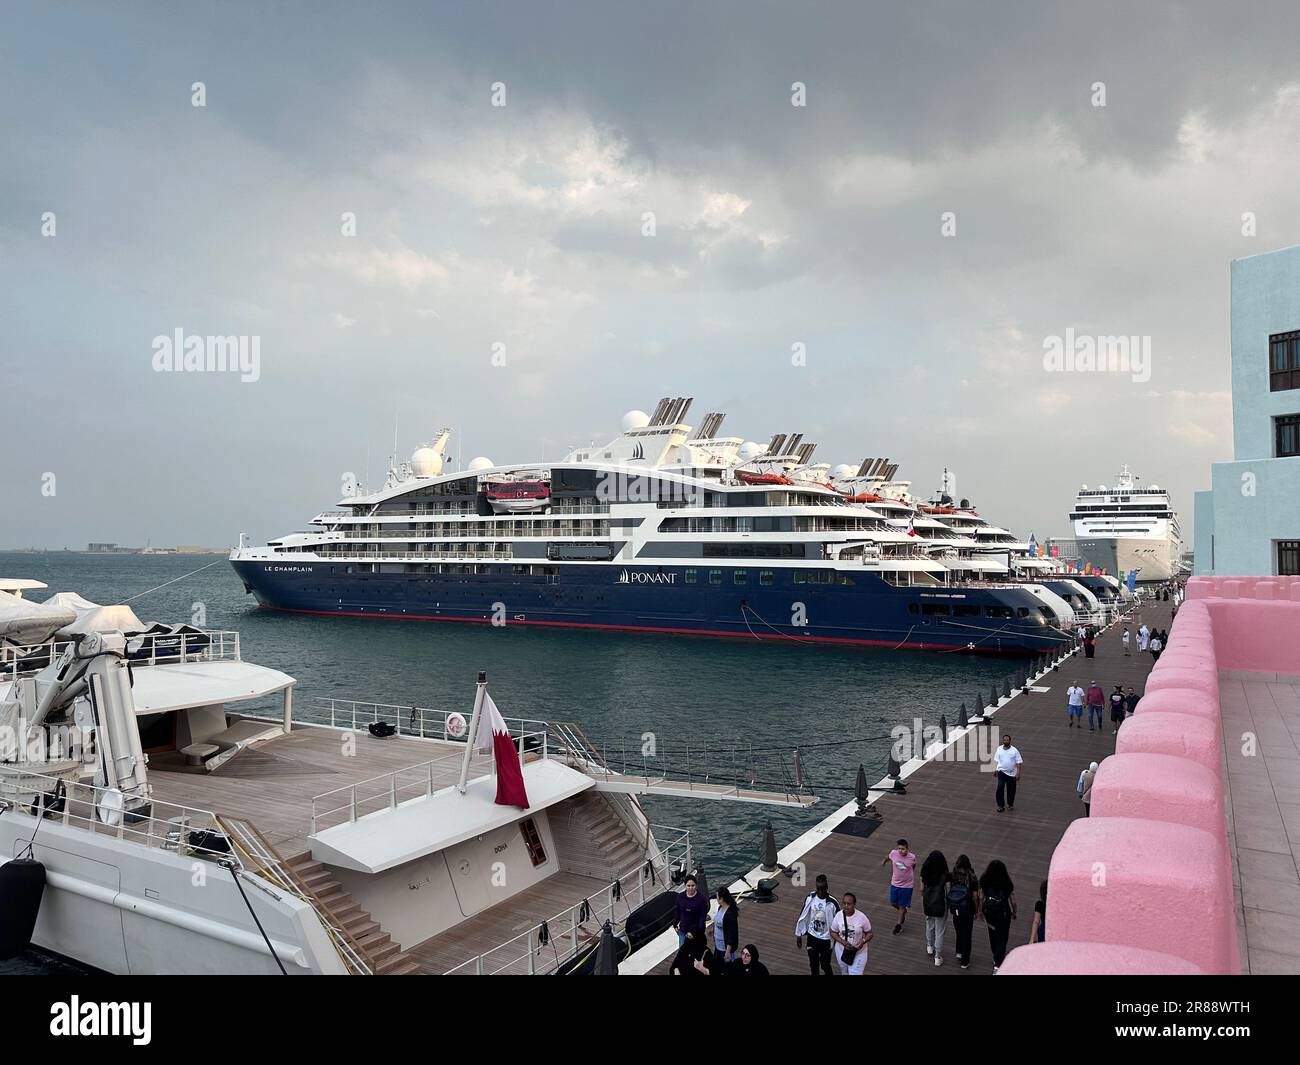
[146,723,496,857]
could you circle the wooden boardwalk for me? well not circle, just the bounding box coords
[662,599,1174,975]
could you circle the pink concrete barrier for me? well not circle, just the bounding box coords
[1147,669,1218,699]
[1132,688,1219,722]
[999,941,1206,975]
[1116,712,1222,777]
[1091,754,1224,840]
[1048,817,1237,973]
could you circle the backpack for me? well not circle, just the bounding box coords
[983,889,1011,926]
[1076,769,1087,795]
[946,879,973,917]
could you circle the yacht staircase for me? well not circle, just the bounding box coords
[219,815,421,975]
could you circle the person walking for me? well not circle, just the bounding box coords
[1124,687,1141,717]
[794,874,840,976]
[1029,880,1047,944]
[979,859,1017,973]
[1109,685,1126,734]
[1083,630,1096,658]
[829,891,873,975]
[882,838,917,935]
[947,854,982,969]
[920,850,951,966]
[674,874,709,948]
[994,734,1023,812]
[1150,631,1164,663]
[1085,680,1106,733]
[1121,627,1131,656]
[1138,624,1150,653]
[1066,680,1085,728]
[712,886,738,967]
[1078,760,1098,816]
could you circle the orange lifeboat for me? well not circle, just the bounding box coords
[841,491,883,503]
[736,471,794,486]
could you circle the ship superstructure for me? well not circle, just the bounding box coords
[231,400,1075,652]
[1071,465,1184,582]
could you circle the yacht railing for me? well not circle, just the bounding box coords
[443,826,692,975]
[310,696,548,742]
[0,768,239,865]
[1,629,243,681]
[309,729,549,833]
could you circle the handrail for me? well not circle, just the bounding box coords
[218,815,373,976]
[443,826,692,975]
[311,697,548,743]
[308,729,549,833]
[1,629,242,681]
[0,767,239,864]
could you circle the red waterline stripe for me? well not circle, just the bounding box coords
[257,604,1042,653]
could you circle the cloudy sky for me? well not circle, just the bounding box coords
[5,1,1300,550]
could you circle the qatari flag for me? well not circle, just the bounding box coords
[474,691,530,809]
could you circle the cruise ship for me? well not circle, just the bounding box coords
[1072,465,1185,582]
[231,400,1081,653]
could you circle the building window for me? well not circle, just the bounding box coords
[1276,414,1300,458]
[1270,331,1300,392]
[1280,540,1300,576]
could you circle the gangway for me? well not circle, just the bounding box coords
[546,721,819,809]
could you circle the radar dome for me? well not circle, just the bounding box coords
[832,463,856,479]
[1149,484,1160,490]
[467,456,495,472]
[738,441,764,460]
[410,446,445,478]
[622,409,651,431]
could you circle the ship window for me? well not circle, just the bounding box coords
[759,570,774,586]
[709,569,723,585]
[1017,607,1031,618]
[921,603,950,616]
[1270,330,1300,392]
[1276,414,1300,458]
[685,568,697,584]
[519,818,547,867]
[1279,540,1300,576]
[954,604,981,617]
[985,605,1014,619]
[908,602,919,614]
[733,570,748,584]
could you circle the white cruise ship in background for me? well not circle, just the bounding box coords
[1071,465,1184,582]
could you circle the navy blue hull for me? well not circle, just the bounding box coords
[232,560,1072,653]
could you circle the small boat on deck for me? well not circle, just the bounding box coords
[484,479,551,512]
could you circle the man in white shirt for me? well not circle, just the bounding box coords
[993,734,1023,812]
[794,874,840,976]
[1121,628,1131,656]
[1066,681,1085,728]
[830,891,873,975]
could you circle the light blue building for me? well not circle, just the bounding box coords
[1194,244,1300,575]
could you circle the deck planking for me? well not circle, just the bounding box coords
[147,723,496,856]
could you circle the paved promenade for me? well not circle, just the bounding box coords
[666,601,1173,975]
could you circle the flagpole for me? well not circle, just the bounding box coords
[458,671,487,794]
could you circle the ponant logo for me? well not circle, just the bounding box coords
[616,569,675,585]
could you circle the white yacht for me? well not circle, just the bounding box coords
[0,591,813,975]
[1071,466,1185,582]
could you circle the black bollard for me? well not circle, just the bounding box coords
[854,764,869,816]
[760,821,779,872]
[939,714,948,741]
[990,683,1000,708]
[1002,678,1012,699]
[958,702,969,728]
